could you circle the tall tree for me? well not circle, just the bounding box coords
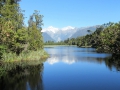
[28,10,44,50]
[0,0,27,55]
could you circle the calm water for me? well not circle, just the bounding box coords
[43,46,120,90]
[0,46,120,90]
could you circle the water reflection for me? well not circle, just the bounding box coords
[105,54,120,71]
[45,46,111,65]
[0,60,45,90]
[43,46,120,90]
[44,46,120,71]
[47,55,108,65]
[0,46,120,90]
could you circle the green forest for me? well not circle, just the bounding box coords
[67,22,120,55]
[0,0,48,62]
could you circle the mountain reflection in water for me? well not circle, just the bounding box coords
[43,46,120,90]
[45,46,120,72]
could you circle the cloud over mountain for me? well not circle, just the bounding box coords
[61,26,75,31]
[42,25,99,42]
[42,26,59,33]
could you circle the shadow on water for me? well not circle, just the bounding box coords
[105,54,120,71]
[0,60,46,90]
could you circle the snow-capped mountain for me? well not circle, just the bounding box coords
[70,25,99,38]
[42,26,59,34]
[42,25,99,42]
[42,26,76,42]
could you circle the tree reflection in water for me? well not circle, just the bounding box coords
[105,54,120,71]
[0,60,45,90]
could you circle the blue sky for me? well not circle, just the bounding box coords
[20,0,120,28]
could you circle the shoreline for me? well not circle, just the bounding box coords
[44,45,77,47]
[1,50,49,63]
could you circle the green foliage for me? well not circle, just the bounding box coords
[0,0,26,55]
[2,50,48,62]
[44,41,67,45]
[28,10,44,50]
[97,22,120,53]
[44,21,120,55]
[0,1,45,61]
[62,22,120,55]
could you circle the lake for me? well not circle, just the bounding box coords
[0,46,120,90]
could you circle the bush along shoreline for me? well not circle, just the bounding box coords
[1,50,49,62]
[0,0,48,62]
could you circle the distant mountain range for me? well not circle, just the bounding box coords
[70,26,98,38]
[42,25,99,42]
[42,32,55,42]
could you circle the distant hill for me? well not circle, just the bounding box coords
[70,25,99,38]
[42,32,55,42]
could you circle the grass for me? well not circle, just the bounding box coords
[1,50,49,62]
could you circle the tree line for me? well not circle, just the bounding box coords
[0,0,44,60]
[64,22,120,55]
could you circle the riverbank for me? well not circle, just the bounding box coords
[80,46,92,48]
[44,45,77,47]
[1,50,49,63]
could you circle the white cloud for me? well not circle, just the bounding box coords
[61,26,75,31]
[42,26,59,33]
[62,56,76,64]
[42,26,75,33]
[47,56,76,65]
[47,57,59,65]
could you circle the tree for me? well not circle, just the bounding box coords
[28,10,44,50]
[0,0,27,55]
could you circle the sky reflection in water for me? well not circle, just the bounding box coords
[44,46,111,65]
[43,46,120,90]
